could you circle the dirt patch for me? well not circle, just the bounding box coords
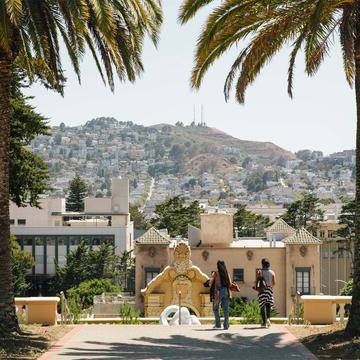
[0,324,73,359]
[287,324,360,359]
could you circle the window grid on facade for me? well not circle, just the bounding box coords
[296,267,311,295]
[17,219,26,225]
[144,267,160,287]
[15,235,115,275]
[233,268,244,282]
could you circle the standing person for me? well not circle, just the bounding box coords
[257,258,276,328]
[210,261,232,330]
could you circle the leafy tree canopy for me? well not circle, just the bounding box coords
[130,204,148,230]
[11,236,35,296]
[282,194,324,230]
[67,278,120,310]
[234,204,270,237]
[48,242,118,294]
[150,196,202,237]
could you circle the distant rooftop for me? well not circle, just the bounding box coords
[283,228,322,245]
[266,218,296,234]
[135,227,171,245]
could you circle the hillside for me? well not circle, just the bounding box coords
[151,124,294,162]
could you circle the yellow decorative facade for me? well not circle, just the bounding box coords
[141,242,212,317]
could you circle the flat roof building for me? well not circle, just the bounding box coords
[11,177,133,287]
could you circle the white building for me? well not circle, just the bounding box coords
[10,177,134,281]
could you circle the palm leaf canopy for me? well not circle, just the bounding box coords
[0,0,162,93]
[179,0,357,103]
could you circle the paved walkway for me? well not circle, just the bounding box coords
[40,325,317,360]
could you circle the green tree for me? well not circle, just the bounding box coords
[11,236,34,296]
[67,279,119,310]
[150,196,202,237]
[66,176,88,212]
[338,200,356,240]
[233,204,270,237]
[10,68,50,207]
[0,0,162,335]
[282,194,324,230]
[49,242,118,295]
[130,204,148,230]
[244,171,267,193]
[336,200,356,270]
[179,0,360,333]
[118,250,135,292]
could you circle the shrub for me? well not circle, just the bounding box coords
[229,297,246,317]
[67,278,120,310]
[119,303,140,324]
[340,278,353,315]
[340,278,353,296]
[67,293,82,323]
[230,297,279,324]
[240,301,262,324]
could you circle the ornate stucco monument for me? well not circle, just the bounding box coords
[141,242,212,317]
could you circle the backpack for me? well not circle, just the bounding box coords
[256,277,267,292]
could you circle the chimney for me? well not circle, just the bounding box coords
[200,213,233,246]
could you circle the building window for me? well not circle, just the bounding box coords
[23,238,33,246]
[296,267,311,295]
[70,236,80,246]
[46,236,56,246]
[57,236,67,246]
[35,237,44,246]
[80,236,92,246]
[17,219,26,225]
[328,230,335,238]
[145,267,160,286]
[233,268,244,282]
[319,230,325,238]
[10,219,15,225]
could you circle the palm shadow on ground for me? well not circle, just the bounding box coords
[60,329,307,360]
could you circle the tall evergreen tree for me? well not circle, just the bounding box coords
[66,175,88,212]
[10,68,50,207]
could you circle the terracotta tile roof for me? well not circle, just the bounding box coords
[265,218,296,234]
[283,228,322,244]
[135,227,171,245]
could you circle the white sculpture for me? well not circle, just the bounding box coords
[159,305,201,326]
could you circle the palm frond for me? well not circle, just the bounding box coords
[179,0,215,25]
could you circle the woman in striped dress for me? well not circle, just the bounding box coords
[256,258,276,328]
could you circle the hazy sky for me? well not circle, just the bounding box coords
[25,1,356,155]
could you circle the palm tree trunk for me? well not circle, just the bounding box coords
[0,56,19,336]
[346,16,360,335]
